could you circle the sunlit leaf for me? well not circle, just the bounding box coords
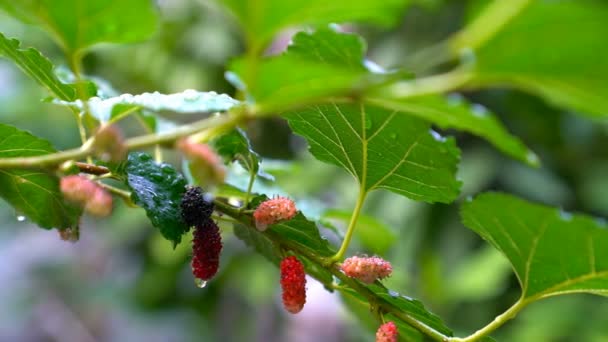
[218,0,409,50]
[462,192,608,299]
[286,103,461,203]
[0,33,80,100]
[0,0,158,53]
[455,0,608,118]
[54,90,240,123]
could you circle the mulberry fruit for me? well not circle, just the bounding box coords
[177,139,226,185]
[340,256,392,284]
[60,175,113,217]
[253,197,297,231]
[376,321,398,342]
[191,220,223,282]
[180,186,214,227]
[280,256,306,314]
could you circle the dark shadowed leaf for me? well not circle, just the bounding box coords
[212,128,259,173]
[462,192,608,299]
[286,103,461,203]
[125,152,189,247]
[340,283,453,337]
[0,124,81,229]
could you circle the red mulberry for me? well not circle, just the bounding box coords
[340,256,392,284]
[191,220,223,283]
[376,321,398,342]
[280,256,307,314]
[253,197,297,231]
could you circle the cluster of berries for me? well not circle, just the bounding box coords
[180,186,221,282]
[60,175,113,217]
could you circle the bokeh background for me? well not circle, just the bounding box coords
[1,0,608,341]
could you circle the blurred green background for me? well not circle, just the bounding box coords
[1,1,608,341]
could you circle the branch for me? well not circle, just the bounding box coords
[213,200,451,342]
[0,112,244,169]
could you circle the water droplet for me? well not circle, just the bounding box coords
[559,209,572,221]
[459,47,476,66]
[446,93,464,106]
[16,215,26,222]
[194,278,207,288]
[526,151,540,166]
[471,103,489,117]
[183,89,200,101]
[429,129,446,142]
[388,290,399,298]
[364,117,372,130]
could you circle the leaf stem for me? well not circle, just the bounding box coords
[378,68,473,99]
[328,188,367,263]
[450,0,532,52]
[0,113,242,169]
[448,298,528,342]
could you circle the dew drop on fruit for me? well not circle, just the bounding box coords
[194,278,207,288]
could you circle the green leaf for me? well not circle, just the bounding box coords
[287,28,368,70]
[0,0,158,54]
[0,124,80,229]
[212,128,260,173]
[125,152,189,247]
[230,55,368,113]
[0,33,77,100]
[461,192,608,300]
[218,0,409,50]
[286,103,461,203]
[366,94,539,166]
[54,90,240,123]
[339,291,423,342]
[233,215,334,284]
[322,209,397,254]
[456,0,608,118]
[340,283,453,337]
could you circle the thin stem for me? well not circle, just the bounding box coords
[377,68,473,100]
[74,162,110,175]
[448,298,528,342]
[0,113,242,169]
[96,182,136,207]
[328,188,367,263]
[450,0,532,52]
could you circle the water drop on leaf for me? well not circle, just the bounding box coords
[16,215,26,222]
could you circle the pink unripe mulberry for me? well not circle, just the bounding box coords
[253,197,297,231]
[280,256,306,314]
[340,256,392,284]
[92,125,127,162]
[60,175,113,217]
[177,139,226,185]
[191,220,223,281]
[376,321,398,342]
